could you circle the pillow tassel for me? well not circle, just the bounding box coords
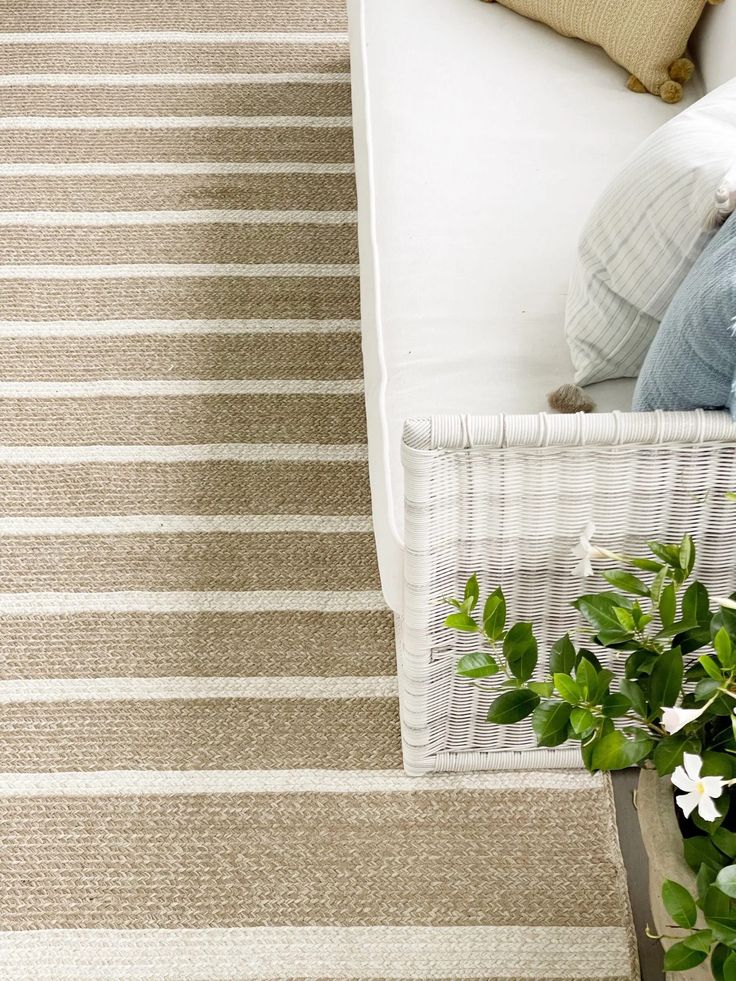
[660,80,683,103]
[668,57,695,84]
[547,384,596,414]
[626,74,648,93]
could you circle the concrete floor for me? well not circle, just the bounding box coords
[612,770,665,980]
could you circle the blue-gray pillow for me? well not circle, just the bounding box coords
[633,210,736,416]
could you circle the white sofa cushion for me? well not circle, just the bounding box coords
[348,0,702,612]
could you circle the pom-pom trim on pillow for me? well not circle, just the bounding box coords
[480,0,725,102]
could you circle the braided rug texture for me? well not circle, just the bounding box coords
[0,1,638,977]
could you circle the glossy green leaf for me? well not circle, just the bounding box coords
[715,627,736,670]
[553,673,581,704]
[592,668,615,703]
[682,580,710,626]
[704,884,735,917]
[619,677,648,717]
[716,866,736,899]
[705,886,736,945]
[702,752,736,780]
[649,648,684,712]
[599,568,650,596]
[688,841,730,874]
[680,534,696,577]
[456,651,499,679]
[527,681,554,698]
[694,678,722,701]
[503,622,538,682]
[483,587,506,641]
[444,613,478,633]
[625,648,657,679]
[601,692,631,718]
[648,540,683,569]
[720,950,736,981]
[660,582,677,628]
[713,828,736,860]
[662,879,697,928]
[712,605,736,650]
[682,928,712,954]
[549,634,577,675]
[613,606,636,632]
[578,648,603,670]
[653,732,690,776]
[701,654,726,681]
[531,701,572,748]
[708,918,736,947]
[463,574,479,612]
[650,567,668,607]
[712,944,730,981]
[570,706,594,734]
[675,624,714,657]
[590,729,653,771]
[628,555,664,574]
[572,593,633,645]
[575,657,598,701]
[486,689,540,725]
[663,940,707,971]
[698,863,718,902]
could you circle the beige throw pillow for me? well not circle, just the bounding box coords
[482,0,723,102]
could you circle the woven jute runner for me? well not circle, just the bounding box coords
[0,1,638,977]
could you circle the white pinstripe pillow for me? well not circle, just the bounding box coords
[565,79,736,386]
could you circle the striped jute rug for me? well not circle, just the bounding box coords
[0,1,639,978]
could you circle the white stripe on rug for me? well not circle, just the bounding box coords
[0,591,386,614]
[0,72,351,85]
[0,515,373,535]
[0,926,631,978]
[0,263,358,279]
[0,379,363,397]
[0,210,357,226]
[0,319,361,336]
[0,769,604,797]
[0,443,368,463]
[0,31,350,44]
[0,676,399,704]
[0,162,355,175]
[0,115,352,129]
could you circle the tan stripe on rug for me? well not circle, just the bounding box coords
[0,42,351,76]
[0,124,354,163]
[0,274,359,319]
[0,332,362,380]
[0,171,358,209]
[0,221,358,263]
[0,0,349,31]
[0,81,352,116]
[0,780,627,928]
[0,459,371,515]
[0,393,365,444]
[0,609,393,679]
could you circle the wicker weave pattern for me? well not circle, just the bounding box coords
[400,410,736,774]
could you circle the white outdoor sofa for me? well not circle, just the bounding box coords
[348,0,736,774]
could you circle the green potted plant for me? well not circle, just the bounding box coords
[444,527,736,978]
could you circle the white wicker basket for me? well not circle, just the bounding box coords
[400,409,736,774]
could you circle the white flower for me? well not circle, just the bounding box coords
[672,753,724,822]
[661,704,708,734]
[571,521,609,577]
[713,596,736,611]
